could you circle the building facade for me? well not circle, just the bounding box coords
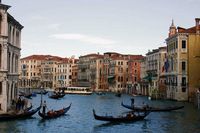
[19,55,43,89]
[19,55,78,90]
[145,47,167,99]
[127,55,144,94]
[166,19,200,101]
[0,2,23,113]
[57,57,77,88]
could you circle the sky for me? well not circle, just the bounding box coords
[4,0,200,58]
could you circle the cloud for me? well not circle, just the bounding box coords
[50,33,116,45]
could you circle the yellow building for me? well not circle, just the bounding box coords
[166,18,200,101]
[19,55,43,89]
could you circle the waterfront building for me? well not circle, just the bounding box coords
[0,1,23,113]
[72,63,78,87]
[127,55,144,94]
[57,57,77,88]
[19,55,78,90]
[165,18,200,101]
[145,47,167,99]
[139,57,149,95]
[77,53,104,89]
[19,55,43,89]
[40,56,62,89]
[90,54,109,92]
[105,52,129,93]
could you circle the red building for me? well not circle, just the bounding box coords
[127,55,144,94]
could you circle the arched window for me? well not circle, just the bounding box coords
[0,14,2,35]
[0,44,1,69]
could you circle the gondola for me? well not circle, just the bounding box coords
[24,104,33,112]
[49,93,65,99]
[115,93,121,97]
[19,92,32,99]
[121,102,184,112]
[93,109,149,122]
[0,105,41,121]
[38,103,71,119]
[36,90,48,95]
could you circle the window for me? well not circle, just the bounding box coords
[182,77,186,86]
[0,15,2,35]
[118,77,120,82]
[0,82,2,95]
[182,87,186,92]
[182,61,186,71]
[135,77,137,82]
[121,77,123,82]
[182,40,186,49]
[0,45,1,69]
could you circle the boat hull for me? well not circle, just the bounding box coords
[93,109,149,122]
[38,103,71,119]
[121,102,184,112]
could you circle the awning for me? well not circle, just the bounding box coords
[108,75,115,79]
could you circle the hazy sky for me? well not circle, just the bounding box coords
[4,0,200,58]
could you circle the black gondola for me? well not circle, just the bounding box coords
[121,102,184,112]
[0,106,41,121]
[24,104,33,112]
[36,90,48,95]
[115,93,121,97]
[93,109,149,122]
[19,91,32,99]
[49,92,65,99]
[38,103,71,119]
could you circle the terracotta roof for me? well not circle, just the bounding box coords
[128,55,144,60]
[21,55,63,61]
[177,25,200,33]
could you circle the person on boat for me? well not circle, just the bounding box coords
[42,100,47,114]
[142,102,149,109]
[131,98,135,108]
[24,98,28,110]
[16,96,22,111]
[21,98,25,110]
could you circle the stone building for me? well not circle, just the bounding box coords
[0,1,23,113]
[145,47,167,99]
[165,19,200,101]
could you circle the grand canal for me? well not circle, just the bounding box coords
[0,93,200,133]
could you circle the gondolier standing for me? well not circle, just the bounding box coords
[131,98,135,108]
[42,101,47,114]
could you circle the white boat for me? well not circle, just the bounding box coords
[63,87,92,95]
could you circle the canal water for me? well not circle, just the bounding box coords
[0,93,200,133]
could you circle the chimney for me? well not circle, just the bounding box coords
[195,18,200,34]
[0,0,1,3]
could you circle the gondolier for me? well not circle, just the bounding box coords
[42,101,47,114]
[131,98,135,108]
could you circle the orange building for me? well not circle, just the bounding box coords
[127,55,144,94]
